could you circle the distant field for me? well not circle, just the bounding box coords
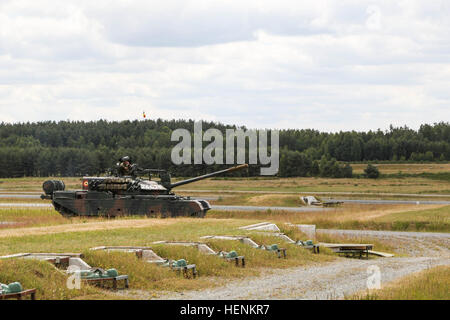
[2,176,449,195]
[0,177,81,191]
[1,163,449,194]
[0,162,448,232]
[185,176,450,195]
[351,163,450,174]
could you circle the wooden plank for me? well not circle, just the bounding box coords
[91,246,153,251]
[368,250,394,258]
[319,243,373,250]
[27,252,83,258]
[0,289,36,300]
[83,275,129,290]
[319,243,373,248]
[0,253,30,259]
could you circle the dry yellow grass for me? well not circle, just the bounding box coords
[209,203,433,223]
[246,194,301,205]
[0,218,336,299]
[0,258,113,300]
[0,177,81,191]
[0,216,180,238]
[184,176,450,195]
[208,204,450,232]
[211,194,303,207]
[350,265,450,300]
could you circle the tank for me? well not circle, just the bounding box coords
[40,164,248,218]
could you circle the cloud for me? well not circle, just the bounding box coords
[0,0,449,131]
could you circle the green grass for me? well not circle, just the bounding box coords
[0,208,68,228]
[0,218,336,298]
[0,258,117,300]
[382,172,450,182]
[0,219,243,254]
[82,249,216,293]
[350,265,450,300]
[0,207,128,229]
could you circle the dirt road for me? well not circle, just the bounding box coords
[150,229,449,300]
[0,218,178,238]
[150,256,448,300]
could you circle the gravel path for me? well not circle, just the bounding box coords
[152,229,449,300]
[212,205,329,212]
[153,256,448,300]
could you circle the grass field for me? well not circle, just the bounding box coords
[350,163,450,174]
[0,198,49,203]
[350,265,450,300]
[0,207,110,229]
[0,163,448,300]
[0,218,337,299]
[0,258,118,300]
[1,163,450,195]
[0,203,448,234]
[188,176,450,194]
[209,204,450,232]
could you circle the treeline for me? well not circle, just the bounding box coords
[0,120,448,178]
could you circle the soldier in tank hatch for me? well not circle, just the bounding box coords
[117,156,133,176]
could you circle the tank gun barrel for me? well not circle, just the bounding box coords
[169,164,248,190]
[136,168,166,174]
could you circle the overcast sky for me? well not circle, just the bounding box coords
[0,0,449,131]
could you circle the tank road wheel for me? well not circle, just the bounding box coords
[53,203,77,218]
[160,210,170,219]
[145,210,157,218]
[187,210,206,218]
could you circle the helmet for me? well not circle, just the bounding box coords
[120,156,131,162]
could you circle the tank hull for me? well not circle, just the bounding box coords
[41,164,248,218]
[51,191,211,218]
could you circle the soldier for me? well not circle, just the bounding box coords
[117,156,132,176]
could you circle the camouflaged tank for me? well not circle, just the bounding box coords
[41,164,248,218]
